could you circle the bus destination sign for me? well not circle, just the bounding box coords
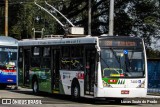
[100,40,137,47]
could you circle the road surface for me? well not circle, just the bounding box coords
[0,87,160,107]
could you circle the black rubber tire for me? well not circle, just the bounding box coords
[32,79,39,94]
[71,83,80,100]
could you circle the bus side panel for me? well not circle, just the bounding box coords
[38,69,52,93]
[59,70,84,96]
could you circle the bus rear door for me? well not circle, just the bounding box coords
[84,46,96,95]
[52,49,60,94]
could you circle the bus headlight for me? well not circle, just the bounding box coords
[103,80,112,87]
[137,81,145,88]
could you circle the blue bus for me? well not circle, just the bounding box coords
[0,36,18,89]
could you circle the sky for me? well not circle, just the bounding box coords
[150,37,160,51]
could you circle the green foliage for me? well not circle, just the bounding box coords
[146,48,160,59]
[0,0,159,50]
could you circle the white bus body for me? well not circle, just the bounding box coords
[18,36,147,98]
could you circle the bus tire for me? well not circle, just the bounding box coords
[71,82,80,100]
[32,79,39,94]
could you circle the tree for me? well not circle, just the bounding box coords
[0,0,159,49]
[128,0,160,47]
[0,0,5,35]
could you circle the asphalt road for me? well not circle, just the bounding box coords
[0,87,160,107]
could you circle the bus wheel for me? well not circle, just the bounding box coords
[71,84,80,100]
[32,79,39,94]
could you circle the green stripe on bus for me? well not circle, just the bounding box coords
[102,78,119,84]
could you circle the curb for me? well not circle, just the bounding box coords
[147,93,160,96]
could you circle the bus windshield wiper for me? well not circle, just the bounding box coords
[110,48,122,69]
[100,57,110,69]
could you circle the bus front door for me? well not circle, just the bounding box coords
[52,49,60,94]
[85,48,96,95]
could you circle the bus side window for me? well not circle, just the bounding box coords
[42,47,51,69]
[70,58,83,71]
[31,47,41,68]
[70,46,84,71]
[61,46,70,70]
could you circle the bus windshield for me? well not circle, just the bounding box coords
[101,48,145,78]
[0,47,17,70]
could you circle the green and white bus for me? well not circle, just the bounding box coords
[18,36,147,99]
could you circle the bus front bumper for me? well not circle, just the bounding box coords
[96,87,147,98]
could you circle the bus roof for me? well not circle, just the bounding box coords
[99,36,142,40]
[18,37,98,46]
[0,36,18,46]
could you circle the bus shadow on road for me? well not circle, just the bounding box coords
[7,88,138,105]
